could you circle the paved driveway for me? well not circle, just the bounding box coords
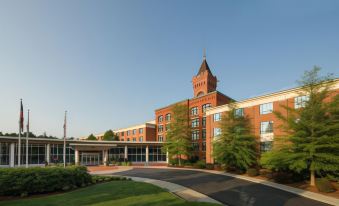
[115,168,330,206]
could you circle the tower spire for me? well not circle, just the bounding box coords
[203,48,206,60]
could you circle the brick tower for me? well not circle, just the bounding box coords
[192,54,218,97]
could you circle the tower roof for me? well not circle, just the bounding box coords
[197,59,213,75]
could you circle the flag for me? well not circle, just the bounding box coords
[19,99,24,133]
[63,111,67,139]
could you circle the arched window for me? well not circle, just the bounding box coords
[197,91,204,97]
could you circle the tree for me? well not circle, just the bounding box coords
[163,104,191,166]
[260,67,339,186]
[0,131,3,136]
[102,130,119,141]
[87,134,97,140]
[212,105,257,172]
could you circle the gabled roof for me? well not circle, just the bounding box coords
[197,59,213,75]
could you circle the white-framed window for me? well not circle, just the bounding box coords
[191,107,198,116]
[192,130,199,140]
[132,129,136,135]
[235,108,244,117]
[165,113,171,121]
[191,118,199,128]
[213,128,221,137]
[139,136,143,142]
[139,128,143,134]
[260,102,273,115]
[202,117,206,127]
[202,103,211,113]
[158,135,163,142]
[158,125,163,133]
[260,121,273,134]
[126,130,130,136]
[213,113,221,121]
[132,138,136,142]
[158,115,163,123]
[120,131,124,136]
[260,141,273,153]
[295,95,309,109]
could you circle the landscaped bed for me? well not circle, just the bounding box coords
[0,181,219,206]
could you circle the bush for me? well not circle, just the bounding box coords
[272,171,293,183]
[120,161,131,166]
[0,166,92,196]
[259,169,273,179]
[206,163,214,170]
[193,160,206,169]
[247,168,259,177]
[315,178,336,193]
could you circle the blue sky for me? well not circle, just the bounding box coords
[0,0,338,138]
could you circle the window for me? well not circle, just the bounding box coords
[139,137,143,142]
[260,103,273,114]
[192,130,199,140]
[213,113,221,121]
[295,95,309,109]
[191,107,198,116]
[127,146,146,162]
[158,125,163,133]
[202,103,211,113]
[202,129,206,139]
[260,121,273,134]
[158,135,163,142]
[158,115,163,123]
[149,146,166,162]
[191,118,199,128]
[165,113,171,121]
[165,124,170,131]
[132,129,136,135]
[127,138,130,141]
[126,130,130,136]
[202,142,206,152]
[192,142,199,151]
[139,128,143,134]
[0,143,10,165]
[132,138,136,142]
[213,128,221,137]
[260,141,273,153]
[120,131,124,136]
[235,108,244,117]
[202,117,206,127]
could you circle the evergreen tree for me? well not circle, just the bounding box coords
[102,130,118,141]
[87,134,97,140]
[212,105,257,171]
[261,67,339,186]
[163,104,191,166]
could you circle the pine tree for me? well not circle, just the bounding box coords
[162,104,191,166]
[212,105,257,172]
[261,67,339,186]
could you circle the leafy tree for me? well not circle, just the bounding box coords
[87,134,97,140]
[163,104,191,166]
[260,67,339,186]
[0,131,3,136]
[102,130,119,141]
[212,105,257,171]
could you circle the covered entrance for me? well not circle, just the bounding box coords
[81,152,101,166]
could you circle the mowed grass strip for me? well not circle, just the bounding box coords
[0,181,220,206]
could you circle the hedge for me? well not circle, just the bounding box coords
[0,166,92,196]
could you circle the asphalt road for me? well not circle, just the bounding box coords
[115,168,330,206]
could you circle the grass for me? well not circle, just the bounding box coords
[0,181,220,206]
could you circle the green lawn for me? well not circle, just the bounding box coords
[0,181,220,206]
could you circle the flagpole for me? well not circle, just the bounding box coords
[18,99,23,167]
[63,111,67,168]
[26,109,29,168]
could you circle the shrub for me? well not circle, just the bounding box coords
[315,178,336,193]
[259,169,273,179]
[206,163,214,170]
[193,160,206,169]
[120,161,131,166]
[272,171,293,183]
[0,166,91,196]
[247,168,259,177]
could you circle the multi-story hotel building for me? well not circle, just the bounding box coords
[1,56,338,167]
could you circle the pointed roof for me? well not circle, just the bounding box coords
[197,58,213,75]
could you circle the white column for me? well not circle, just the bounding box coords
[166,150,169,164]
[10,143,15,168]
[75,148,79,165]
[124,145,128,160]
[102,150,107,165]
[145,146,149,165]
[46,144,50,165]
